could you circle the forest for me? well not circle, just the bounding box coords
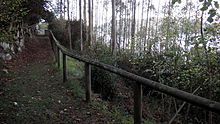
[0,0,220,123]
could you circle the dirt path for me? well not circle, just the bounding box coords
[0,36,117,124]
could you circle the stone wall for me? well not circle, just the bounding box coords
[0,25,34,60]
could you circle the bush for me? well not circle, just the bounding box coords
[91,67,117,100]
[90,42,118,100]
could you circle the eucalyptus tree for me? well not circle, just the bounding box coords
[84,0,88,44]
[67,0,72,50]
[103,0,110,44]
[130,0,136,53]
[147,3,156,53]
[60,0,63,18]
[79,0,83,51]
[63,0,66,18]
[143,0,150,51]
[88,0,93,46]
[111,0,116,55]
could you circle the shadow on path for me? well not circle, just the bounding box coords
[0,36,115,124]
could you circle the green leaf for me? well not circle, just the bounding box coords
[200,6,208,11]
[207,16,214,23]
[208,9,216,14]
[214,1,219,8]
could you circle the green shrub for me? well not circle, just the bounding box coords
[91,67,117,100]
[90,42,118,100]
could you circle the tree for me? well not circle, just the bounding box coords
[84,0,88,45]
[111,0,116,55]
[79,0,83,51]
[130,0,136,53]
[88,0,93,46]
[144,0,150,51]
[67,0,72,50]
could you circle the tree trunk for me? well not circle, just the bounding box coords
[63,0,66,18]
[131,0,136,53]
[111,0,116,55]
[67,0,72,50]
[79,0,83,51]
[144,0,150,51]
[60,0,63,18]
[84,0,88,46]
[88,0,93,46]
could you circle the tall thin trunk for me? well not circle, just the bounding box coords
[131,0,136,53]
[84,0,88,45]
[155,0,160,52]
[101,1,105,44]
[63,0,66,18]
[165,0,171,51]
[94,1,98,42]
[111,0,116,55]
[119,0,123,52]
[60,0,63,18]
[88,0,93,45]
[123,6,128,49]
[147,0,152,53]
[67,0,72,50]
[79,0,83,51]
[144,0,150,51]
[105,5,108,43]
[140,0,144,52]
[76,0,78,19]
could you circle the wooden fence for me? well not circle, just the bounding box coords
[48,31,220,124]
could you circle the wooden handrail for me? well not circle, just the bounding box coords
[48,30,220,123]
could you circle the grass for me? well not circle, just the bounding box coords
[89,100,134,124]
[56,54,85,98]
[64,79,85,98]
[56,51,84,78]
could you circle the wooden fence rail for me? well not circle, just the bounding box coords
[48,31,220,124]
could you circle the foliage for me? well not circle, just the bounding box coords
[0,31,14,43]
[48,19,67,44]
[0,0,54,43]
[90,42,118,100]
[0,0,24,42]
[91,67,117,100]
[49,19,87,50]
[172,0,219,23]
[22,0,54,24]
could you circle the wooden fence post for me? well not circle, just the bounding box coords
[134,82,143,124]
[85,63,91,102]
[63,53,67,83]
[57,48,60,68]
